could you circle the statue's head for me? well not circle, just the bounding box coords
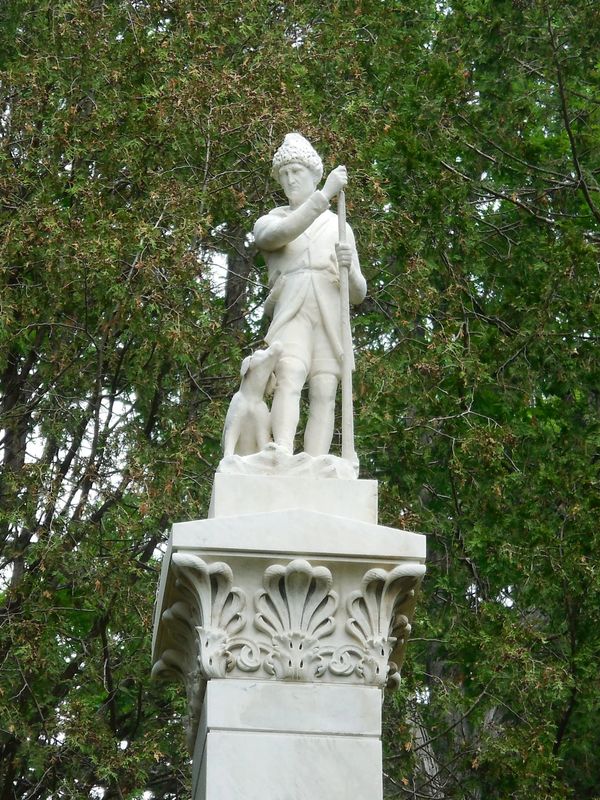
[271,133,323,185]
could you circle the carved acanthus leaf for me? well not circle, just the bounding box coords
[345,563,426,686]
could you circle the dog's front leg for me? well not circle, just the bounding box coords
[254,403,272,452]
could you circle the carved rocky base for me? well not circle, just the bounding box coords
[217,443,358,479]
[151,475,426,798]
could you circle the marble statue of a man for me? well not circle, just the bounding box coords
[253,133,367,456]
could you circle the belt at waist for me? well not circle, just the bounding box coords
[280,267,339,279]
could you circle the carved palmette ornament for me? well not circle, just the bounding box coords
[332,563,426,687]
[255,559,338,680]
[153,551,424,726]
[169,553,247,678]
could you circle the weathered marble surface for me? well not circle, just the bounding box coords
[151,135,427,800]
[208,473,378,523]
[217,444,357,480]
[192,681,382,800]
[219,133,366,474]
[152,477,426,759]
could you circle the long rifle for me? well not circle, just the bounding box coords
[337,189,357,469]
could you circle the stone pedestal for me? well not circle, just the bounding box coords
[152,476,426,800]
[192,681,382,800]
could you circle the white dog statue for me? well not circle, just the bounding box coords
[222,341,283,457]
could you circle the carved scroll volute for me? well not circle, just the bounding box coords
[346,563,426,686]
[255,559,338,680]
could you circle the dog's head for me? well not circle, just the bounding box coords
[240,341,283,393]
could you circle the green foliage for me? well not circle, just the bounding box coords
[1,1,599,799]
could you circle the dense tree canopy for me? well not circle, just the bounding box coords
[1,1,599,798]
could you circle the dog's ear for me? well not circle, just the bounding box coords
[240,354,253,378]
[265,372,277,396]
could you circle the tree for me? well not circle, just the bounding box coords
[1,1,598,798]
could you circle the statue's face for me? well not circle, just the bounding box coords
[278,162,317,207]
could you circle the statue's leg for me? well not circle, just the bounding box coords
[270,356,308,454]
[304,373,338,456]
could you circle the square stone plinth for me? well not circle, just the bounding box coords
[209,474,378,523]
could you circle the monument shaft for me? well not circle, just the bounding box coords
[151,134,426,799]
[152,476,426,799]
